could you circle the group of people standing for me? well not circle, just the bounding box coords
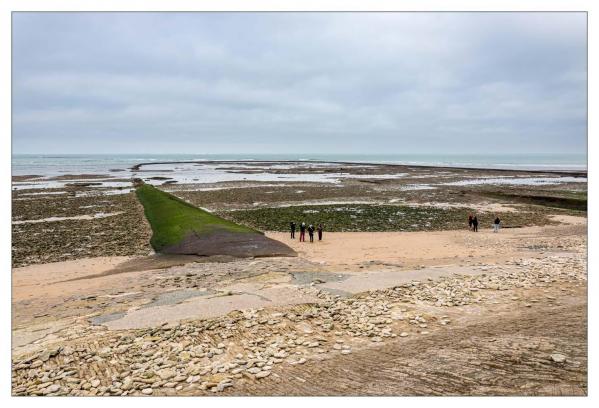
[468,214,501,232]
[290,222,323,242]
[468,214,479,232]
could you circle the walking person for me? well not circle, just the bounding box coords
[472,216,479,232]
[308,224,315,243]
[493,217,501,233]
[468,213,473,230]
[290,221,296,239]
[299,222,306,242]
[317,224,323,241]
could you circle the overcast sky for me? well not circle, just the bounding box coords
[12,12,587,155]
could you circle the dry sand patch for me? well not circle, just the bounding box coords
[10,218,587,396]
[267,230,510,269]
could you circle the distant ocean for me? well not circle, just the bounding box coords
[11,153,587,176]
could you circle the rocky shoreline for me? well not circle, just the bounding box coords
[11,161,587,267]
[12,243,586,395]
[11,160,588,396]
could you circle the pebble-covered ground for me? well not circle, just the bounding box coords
[11,162,588,396]
[12,242,586,396]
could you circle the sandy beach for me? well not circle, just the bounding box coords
[12,225,587,395]
[11,160,587,396]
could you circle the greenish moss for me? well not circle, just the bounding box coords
[136,184,257,251]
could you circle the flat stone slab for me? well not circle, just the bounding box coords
[290,271,350,286]
[316,266,486,295]
[140,288,215,309]
[103,285,319,330]
[89,312,126,325]
[99,266,494,330]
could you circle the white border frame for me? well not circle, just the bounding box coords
[1,1,595,408]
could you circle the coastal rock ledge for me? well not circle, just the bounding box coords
[162,229,297,258]
[134,183,296,259]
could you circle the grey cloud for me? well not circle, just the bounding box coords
[12,12,586,154]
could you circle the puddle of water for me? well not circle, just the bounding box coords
[400,184,437,191]
[12,212,124,224]
[76,189,134,197]
[166,184,293,193]
[135,162,407,185]
[443,177,587,186]
[342,173,407,179]
[12,179,132,191]
[19,191,68,196]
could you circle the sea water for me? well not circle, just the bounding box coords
[11,153,587,191]
[12,153,588,177]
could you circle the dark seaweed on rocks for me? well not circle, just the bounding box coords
[12,192,152,267]
[220,204,556,232]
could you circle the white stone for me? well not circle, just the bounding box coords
[550,353,567,363]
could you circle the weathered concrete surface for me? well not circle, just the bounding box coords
[163,230,297,258]
[104,285,319,330]
[96,264,491,330]
[315,265,485,295]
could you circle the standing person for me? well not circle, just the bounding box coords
[317,224,323,241]
[472,216,479,232]
[299,222,306,242]
[290,221,296,239]
[493,217,501,233]
[308,224,315,243]
[468,214,473,230]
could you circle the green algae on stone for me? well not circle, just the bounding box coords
[135,184,257,251]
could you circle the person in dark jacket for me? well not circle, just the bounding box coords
[468,214,473,230]
[308,224,315,243]
[299,222,306,242]
[290,221,296,239]
[493,217,501,233]
[317,224,323,241]
[472,216,479,232]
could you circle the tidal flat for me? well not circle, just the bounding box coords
[12,161,586,267]
[11,160,588,396]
